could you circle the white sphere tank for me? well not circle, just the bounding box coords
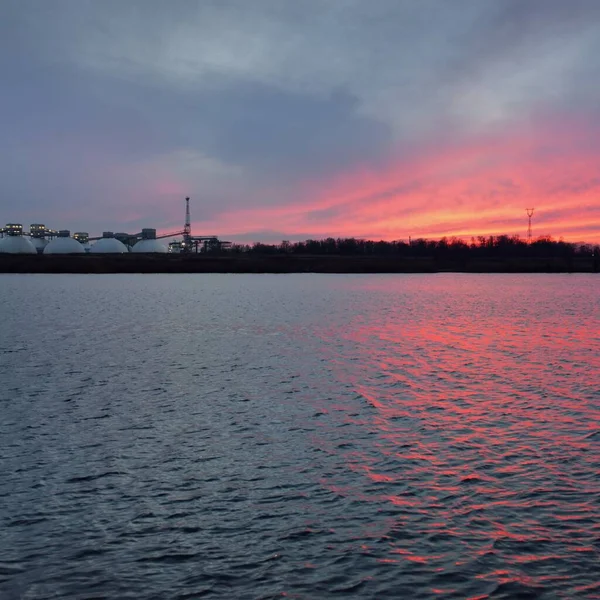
[30,238,48,254]
[132,239,168,253]
[91,238,129,253]
[44,237,86,254]
[0,236,37,254]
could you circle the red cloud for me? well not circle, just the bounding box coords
[182,117,600,243]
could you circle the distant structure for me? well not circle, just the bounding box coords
[84,196,231,253]
[0,223,37,254]
[91,232,129,253]
[132,229,168,253]
[73,232,91,253]
[184,196,192,242]
[44,230,86,254]
[526,208,535,243]
[73,232,89,244]
[1,196,230,255]
[30,224,49,253]
[168,196,231,253]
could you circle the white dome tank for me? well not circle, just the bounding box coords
[30,238,48,254]
[91,238,129,253]
[132,239,168,253]
[44,237,86,254]
[0,236,37,254]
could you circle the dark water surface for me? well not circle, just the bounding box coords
[1,274,599,599]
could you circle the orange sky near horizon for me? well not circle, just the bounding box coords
[185,119,600,245]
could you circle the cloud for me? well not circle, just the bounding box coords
[198,117,600,242]
[0,0,599,240]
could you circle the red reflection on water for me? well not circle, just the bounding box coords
[512,554,561,564]
[476,569,540,588]
[573,583,600,595]
[362,467,394,483]
[383,495,418,508]
[313,275,600,595]
[391,548,434,563]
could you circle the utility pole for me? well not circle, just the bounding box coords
[526,208,534,243]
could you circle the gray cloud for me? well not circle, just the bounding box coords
[0,0,599,234]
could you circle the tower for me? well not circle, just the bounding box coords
[184,196,191,238]
[526,208,534,243]
[182,196,192,250]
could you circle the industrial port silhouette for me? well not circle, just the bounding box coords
[1,198,598,272]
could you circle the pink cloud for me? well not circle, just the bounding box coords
[195,116,600,243]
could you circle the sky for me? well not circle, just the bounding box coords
[1,0,600,243]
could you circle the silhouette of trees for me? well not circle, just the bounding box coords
[231,235,597,259]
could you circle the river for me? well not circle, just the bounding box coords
[1,274,598,599]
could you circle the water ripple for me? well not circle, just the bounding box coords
[0,274,598,599]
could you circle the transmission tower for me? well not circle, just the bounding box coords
[526,207,534,243]
[184,196,191,244]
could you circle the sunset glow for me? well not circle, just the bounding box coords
[2,1,600,244]
[191,119,600,243]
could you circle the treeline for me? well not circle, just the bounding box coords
[226,235,599,258]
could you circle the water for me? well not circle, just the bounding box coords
[0,274,598,599]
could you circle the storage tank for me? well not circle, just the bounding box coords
[44,230,86,254]
[91,231,129,253]
[131,240,168,254]
[132,239,168,253]
[0,223,37,254]
[132,229,167,253]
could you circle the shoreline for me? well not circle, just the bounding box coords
[0,254,598,274]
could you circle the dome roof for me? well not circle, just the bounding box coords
[30,238,48,253]
[0,236,37,254]
[91,238,129,253]
[132,239,168,253]
[44,237,86,254]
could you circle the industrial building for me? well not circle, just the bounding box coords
[0,197,230,255]
[30,224,49,253]
[73,232,91,252]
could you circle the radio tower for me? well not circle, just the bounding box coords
[526,207,534,243]
[184,196,191,245]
